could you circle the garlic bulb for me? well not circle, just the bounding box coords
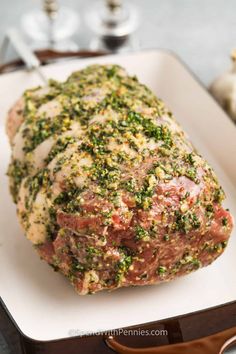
[210,50,236,122]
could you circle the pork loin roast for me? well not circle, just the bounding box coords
[7,65,233,294]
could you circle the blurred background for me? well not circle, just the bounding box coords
[0,0,235,86]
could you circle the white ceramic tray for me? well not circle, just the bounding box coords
[0,49,236,341]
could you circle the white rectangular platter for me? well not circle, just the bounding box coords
[0,49,236,341]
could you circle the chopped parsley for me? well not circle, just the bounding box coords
[25,168,50,203]
[7,159,28,203]
[53,187,83,213]
[157,266,167,275]
[135,225,150,241]
[174,210,201,234]
[222,217,228,226]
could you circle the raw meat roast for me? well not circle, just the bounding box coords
[6,65,233,294]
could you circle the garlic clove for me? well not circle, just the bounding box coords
[227,86,236,119]
[209,50,236,122]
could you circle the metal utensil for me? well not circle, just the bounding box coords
[0,28,47,84]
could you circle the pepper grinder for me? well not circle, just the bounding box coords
[21,0,80,51]
[86,0,140,52]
